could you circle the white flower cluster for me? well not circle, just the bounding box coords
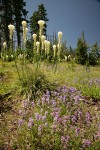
[22,21,28,44]
[8,24,15,40]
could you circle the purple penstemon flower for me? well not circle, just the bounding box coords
[58,117,63,124]
[46,97,50,104]
[34,112,41,120]
[61,135,70,143]
[85,111,92,123]
[54,116,59,122]
[63,95,67,103]
[18,119,23,127]
[51,124,57,132]
[61,136,66,142]
[72,115,77,123]
[41,96,45,105]
[74,95,80,104]
[45,89,50,95]
[31,101,35,107]
[69,87,76,93]
[19,110,23,115]
[28,117,34,128]
[82,139,91,147]
[75,127,80,136]
[42,115,46,121]
[22,99,28,109]
[51,100,56,107]
[95,132,100,139]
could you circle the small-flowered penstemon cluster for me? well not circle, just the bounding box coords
[89,78,100,87]
[17,85,100,149]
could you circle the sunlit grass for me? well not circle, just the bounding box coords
[0,60,100,98]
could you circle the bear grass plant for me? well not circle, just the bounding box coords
[19,63,56,99]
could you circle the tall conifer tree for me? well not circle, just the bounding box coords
[30,4,49,39]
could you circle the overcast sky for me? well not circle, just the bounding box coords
[25,0,100,48]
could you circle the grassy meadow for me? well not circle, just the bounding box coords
[0,59,100,150]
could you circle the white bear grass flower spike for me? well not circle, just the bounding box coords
[38,20,45,37]
[22,21,28,43]
[8,24,15,40]
[41,35,45,50]
[36,41,40,54]
[3,42,7,49]
[58,31,63,44]
[32,34,37,47]
[22,21,27,28]
[53,45,56,58]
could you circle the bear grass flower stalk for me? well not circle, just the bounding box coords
[38,20,45,60]
[1,42,7,67]
[41,35,45,50]
[44,40,48,57]
[44,40,50,59]
[36,41,41,68]
[8,24,21,79]
[36,41,40,54]
[57,43,61,61]
[53,45,58,73]
[58,31,63,44]
[38,20,45,38]
[8,24,15,55]
[32,33,37,62]
[32,33,37,48]
[2,42,7,60]
[65,55,67,61]
[22,21,28,64]
[8,24,15,40]
[53,45,56,59]
[22,20,28,47]
[3,42,7,49]
[58,31,63,62]
[22,21,27,43]
[46,41,50,58]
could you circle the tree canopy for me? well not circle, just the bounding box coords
[0,0,28,48]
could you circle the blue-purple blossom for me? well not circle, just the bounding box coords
[42,97,45,105]
[45,90,50,95]
[61,135,70,143]
[75,127,80,136]
[61,136,66,142]
[22,99,28,109]
[31,101,35,107]
[85,111,92,123]
[83,139,91,147]
[34,113,42,121]
[63,95,66,103]
[69,87,76,93]
[42,115,46,121]
[51,124,57,132]
[72,115,77,123]
[28,117,34,128]
[74,95,80,104]
[18,119,23,127]
[19,110,23,115]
